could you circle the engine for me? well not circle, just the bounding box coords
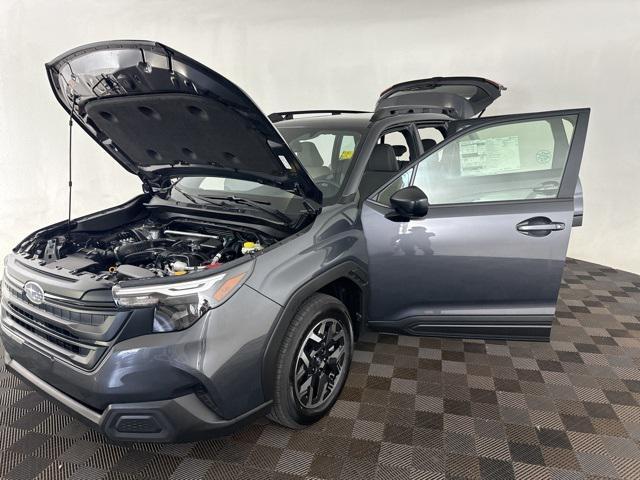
[18,219,272,282]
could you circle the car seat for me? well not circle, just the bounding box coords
[292,141,331,179]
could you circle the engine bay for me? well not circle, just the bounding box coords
[17,217,275,283]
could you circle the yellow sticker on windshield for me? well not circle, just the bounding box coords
[340,150,353,160]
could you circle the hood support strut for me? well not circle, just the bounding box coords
[67,95,77,231]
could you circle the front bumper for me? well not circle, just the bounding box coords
[4,353,271,442]
[0,279,283,441]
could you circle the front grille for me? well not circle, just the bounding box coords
[7,312,82,354]
[3,282,112,326]
[0,273,123,370]
[9,303,78,339]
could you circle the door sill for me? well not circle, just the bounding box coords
[367,315,552,341]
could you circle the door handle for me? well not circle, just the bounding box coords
[517,223,565,232]
[516,217,565,236]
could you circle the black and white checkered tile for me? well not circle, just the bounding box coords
[1,258,639,479]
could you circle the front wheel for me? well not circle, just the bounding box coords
[269,293,353,428]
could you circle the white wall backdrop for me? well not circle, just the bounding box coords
[0,0,639,272]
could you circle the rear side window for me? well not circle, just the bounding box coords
[412,116,576,205]
[417,126,444,153]
[379,130,411,162]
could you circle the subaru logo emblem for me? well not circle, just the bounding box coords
[24,281,45,305]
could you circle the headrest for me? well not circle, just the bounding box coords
[422,138,437,152]
[368,144,399,172]
[392,145,407,157]
[294,141,324,167]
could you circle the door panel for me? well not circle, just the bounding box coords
[363,199,572,319]
[363,109,589,340]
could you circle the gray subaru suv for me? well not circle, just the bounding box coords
[0,40,589,442]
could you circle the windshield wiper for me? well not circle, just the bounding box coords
[172,188,292,226]
[202,195,293,226]
[172,186,200,204]
[173,186,227,208]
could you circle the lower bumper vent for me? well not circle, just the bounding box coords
[114,415,162,434]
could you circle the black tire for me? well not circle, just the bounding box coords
[268,293,353,429]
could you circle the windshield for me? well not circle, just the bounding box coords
[171,123,364,205]
[277,125,363,201]
[175,176,294,199]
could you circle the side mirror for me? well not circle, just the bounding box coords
[389,186,429,219]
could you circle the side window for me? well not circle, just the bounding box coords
[376,168,414,204]
[413,115,576,205]
[417,126,444,153]
[379,130,411,162]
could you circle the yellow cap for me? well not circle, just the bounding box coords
[243,242,255,249]
[173,270,187,276]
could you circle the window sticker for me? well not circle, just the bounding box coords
[536,150,552,166]
[459,136,520,176]
[340,150,353,160]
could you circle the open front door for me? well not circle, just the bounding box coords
[362,109,589,340]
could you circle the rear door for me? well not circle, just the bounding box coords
[361,109,589,339]
[374,77,505,120]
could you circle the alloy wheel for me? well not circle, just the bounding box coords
[292,318,347,409]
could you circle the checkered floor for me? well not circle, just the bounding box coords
[1,258,640,479]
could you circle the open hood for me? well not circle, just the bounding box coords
[374,76,505,120]
[46,40,322,203]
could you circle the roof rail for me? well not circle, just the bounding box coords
[268,110,370,123]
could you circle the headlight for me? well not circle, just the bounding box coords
[112,261,252,332]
